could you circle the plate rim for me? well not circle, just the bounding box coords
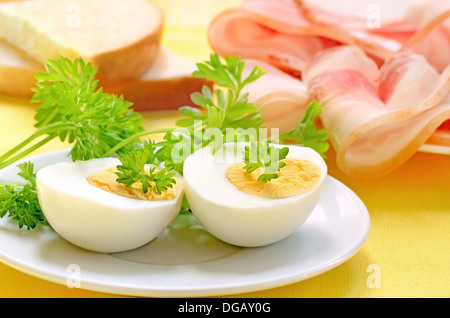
[418,143,450,155]
[0,149,371,297]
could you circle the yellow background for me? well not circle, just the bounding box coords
[0,0,449,298]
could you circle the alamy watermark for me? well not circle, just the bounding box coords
[366,4,382,29]
[167,122,284,169]
[66,263,81,288]
[64,263,381,290]
[366,264,381,288]
[66,4,81,29]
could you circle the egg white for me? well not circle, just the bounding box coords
[36,157,183,253]
[183,142,327,247]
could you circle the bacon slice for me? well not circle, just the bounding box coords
[208,0,358,77]
[303,45,450,178]
[242,59,311,134]
[401,0,450,72]
[208,8,332,77]
[209,0,448,74]
[293,0,450,71]
[208,0,450,176]
[292,0,420,63]
[209,0,410,74]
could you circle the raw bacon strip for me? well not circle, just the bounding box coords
[242,59,311,134]
[292,0,417,61]
[241,0,406,62]
[294,0,415,32]
[303,46,450,178]
[208,0,406,75]
[378,51,448,109]
[378,50,450,149]
[208,8,331,77]
[208,0,356,76]
[295,0,450,71]
[402,0,450,72]
[251,0,447,63]
[240,0,355,42]
[302,42,379,88]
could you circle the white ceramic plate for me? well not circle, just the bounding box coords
[0,150,370,297]
[419,144,450,156]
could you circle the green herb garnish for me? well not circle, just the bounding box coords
[243,140,290,183]
[278,101,329,158]
[115,144,176,195]
[0,162,45,229]
[0,56,145,170]
[176,53,266,132]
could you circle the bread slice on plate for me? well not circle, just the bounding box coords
[0,40,211,111]
[0,0,163,85]
[103,48,213,111]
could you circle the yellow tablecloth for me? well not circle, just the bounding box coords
[0,0,449,298]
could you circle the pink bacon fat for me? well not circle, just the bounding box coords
[303,46,450,178]
[242,58,312,135]
[207,7,332,77]
[209,0,449,75]
[207,0,449,178]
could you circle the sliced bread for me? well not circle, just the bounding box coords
[0,41,211,110]
[103,48,213,111]
[0,0,163,85]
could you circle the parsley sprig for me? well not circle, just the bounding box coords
[115,143,176,195]
[176,53,266,132]
[278,101,329,158]
[0,57,145,169]
[0,162,45,229]
[243,140,290,182]
[242,101,329,182]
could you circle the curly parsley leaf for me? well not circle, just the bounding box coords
[176,53,266,133]
[0,56,145,169]
[243,140,290,183]
[115,145,177,195]
[0,162,46,230]
[278,101,329,158]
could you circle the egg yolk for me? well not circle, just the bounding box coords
[87,166,180,201]
[226,159,321,199]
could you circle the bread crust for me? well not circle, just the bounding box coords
[0,0,164,86]
[0,39,212,111]
[103,76,213,111]
[93,22,163,85]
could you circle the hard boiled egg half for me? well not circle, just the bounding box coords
[36,157,183,253]
[183,142,327,247]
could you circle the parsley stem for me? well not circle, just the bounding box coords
[34,107,59,129]
[0,122,75,168]
[0,135,55,170]
[0,134,39,164]
[102,127,176,158]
